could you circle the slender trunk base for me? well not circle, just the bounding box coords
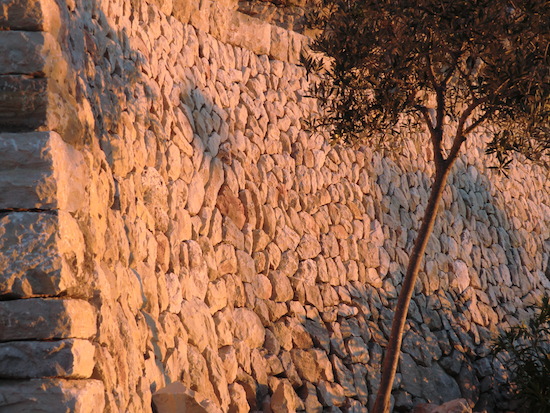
[371,165,452,413]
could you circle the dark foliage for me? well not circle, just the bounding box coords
[303,0,550,168]
[492,296,550,413]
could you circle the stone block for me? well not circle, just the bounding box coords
[0,75,47,130]
[0,378,104,413]
[0,132,88,212]
[153,381,223,413]
[226,12,271,56]
[0,0,63,35]
[0,74,83,140]
[171,0,199,25]
[0,31,63,75]
[0,211,85,299]
[0,339,95,379]
[270,25,288,62]
[0,298,96,341]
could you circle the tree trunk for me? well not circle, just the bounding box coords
[371,162,453,413]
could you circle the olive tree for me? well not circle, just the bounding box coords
[302,1,550,412]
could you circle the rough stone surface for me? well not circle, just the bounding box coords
[0,339,95,379]
[0,298,96,341]
[0,1,548,412]
[0,379,105,413]
[0,212,85,299]
[152,382,223,413]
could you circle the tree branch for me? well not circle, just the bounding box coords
[416,105,435,136]
[463,109,493,135]
[429,85,446,169]
[446,98,487,164]
[426,54,438,89]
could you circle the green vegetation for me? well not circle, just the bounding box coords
[493,296,550,413]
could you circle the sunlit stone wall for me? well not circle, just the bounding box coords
[0,0,548,412]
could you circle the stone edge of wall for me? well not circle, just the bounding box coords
[153,0,310,63]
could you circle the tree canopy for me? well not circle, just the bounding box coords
[304,0,550,169]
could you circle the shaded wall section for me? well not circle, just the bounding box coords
[0,0,548,412]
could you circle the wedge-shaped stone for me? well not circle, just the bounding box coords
[0,211,85,299]
[0,299,96,342]
[0,378,104,413]
[0,339,95,379]
[0,132,88,211]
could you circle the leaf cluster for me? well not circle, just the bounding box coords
[304,0,550,167]
[492,296,550,413]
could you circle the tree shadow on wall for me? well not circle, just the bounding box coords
[368,156,550,413]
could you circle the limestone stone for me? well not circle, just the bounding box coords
[270,380,300,413]
[297,234,322,260]
[268,270,294,302]
[216,184,246,229]
[180,299,218,353]
[346,336,370,364]
[286,317,313,349]
[206,279,228,314]
[265,354,284,375]
[0,339,95,379]
[304,318,330,353]
[290,349,320,382]
[299,381,323,413]
[228,382,249,413]
[186,346,219,405]
[452,260,470,293]
[331,355,355,397]
[226,12,270,59]
[219,346,238,383]
[279,351,302,387]
[0,298,96,341]
[269,25,288,62]
[235,250,255,282]
[187,172,206,215]
[183,240,209,300]
[152,382,223,413]
[0,378,104,413]
[233,308,265,348]
[204,348,231,410]
[317,380,346,407]
[222,216,245,250]
[0,132,88,212]
[351,364,369,404]
[0,75,47,131]
[215,243,237,275]
[0,0,64,32]
[0,211,85,298]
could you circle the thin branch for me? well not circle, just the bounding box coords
[446,98,487,164]
[426,54,438,89]
[456,64,479,102]
[442,64,456,86]
[463,109,493,135]
[416,104,435,136]
[435,86,445,133]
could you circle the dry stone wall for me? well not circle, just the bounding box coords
[0,0,549,412]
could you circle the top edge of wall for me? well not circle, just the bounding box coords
[152,0,310,64]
